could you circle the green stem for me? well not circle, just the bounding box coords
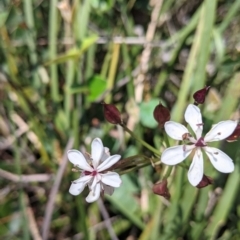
[49,0,59,102]
[162,166,173,180]
[120,123,160,156]
[164,130,170,147]
[120,162,150,175]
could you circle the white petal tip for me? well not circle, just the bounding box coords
[221,164,234,173]
[69,190,80,196]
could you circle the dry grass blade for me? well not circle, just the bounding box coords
[0,169,52,183]
[41,138,74,240]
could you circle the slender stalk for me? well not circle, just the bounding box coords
[14,134,30,239]
[49,0,59,102]
[105,43,120,103]
[120,123,160,156]
[162,166,173,180]
[23,0,40,88]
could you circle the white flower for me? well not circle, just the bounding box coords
[161,104,238,186]
[68,138,122,202]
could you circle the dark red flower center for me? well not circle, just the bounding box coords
[195,137,207,147]
[84,170,98,176]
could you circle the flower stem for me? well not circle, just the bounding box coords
[120,123,160,156]
[163,130,170,147]
[162,166,173,180]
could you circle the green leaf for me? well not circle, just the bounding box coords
[0,11,9,28]
[91,0,115,12]
[139,99,159,128]
[87,75,107,102]
[44,35,98,65]
[106,175,144,229]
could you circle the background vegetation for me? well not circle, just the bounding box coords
[0,0,240,239]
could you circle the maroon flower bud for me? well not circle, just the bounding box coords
[152,180,170,199]
[196,175,213,188]
[193,86,211,105]
[226,124,240,142]
[153,103,170,128]
[102,102,122,124]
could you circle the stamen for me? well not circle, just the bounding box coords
[84,170,92,175]
[196,123,203,127]
[182,133,190,140]
[214,152,219,155]
[72,168,79,172]
[84,152,91,159]
[217,132,221,135]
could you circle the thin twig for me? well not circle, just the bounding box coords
[10,37,168,47]
[97,198,119,240]
[0,113,42,150]
[24,193,43,240]
[0,169,52,183]
[134,0,163,103]
[41,138,74,240]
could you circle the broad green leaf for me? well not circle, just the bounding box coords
[87,75,107,102]
[139,99,159,128]
[106,175,144,229]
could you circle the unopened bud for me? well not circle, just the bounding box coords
[153,103,170,128]
[102,102,122,124]
[226,124,240,142]
[193,86,210,105]
[196,175,213,188]
[152,180,170,199]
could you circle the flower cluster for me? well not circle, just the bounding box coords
[68,93,238,202]
[161,104,237,186]
[68,138,122,203]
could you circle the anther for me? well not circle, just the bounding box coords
[182,133,189,140]
[72,168,79,172]
[195,137,207,147]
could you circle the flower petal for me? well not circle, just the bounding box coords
[100,147,110,163]
[103,184,114,195]
[97,155,121,172]
[161,145,193,165]
[187,149,204,186]
[101,172,122,188]
[164,121,189,140]
[204,120,238,142]
[86,182,101,203]
[204,146,234,173]
[91,138,104,168]
[69,175,92,195]
[68,150,93,171]
[73,175,93,183]
[89,174,101,190]
[184,104,203,138]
